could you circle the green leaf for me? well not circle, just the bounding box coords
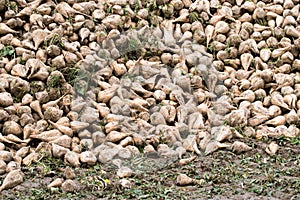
[8,49,15,55]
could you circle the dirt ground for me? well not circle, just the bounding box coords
[0,136,299,200]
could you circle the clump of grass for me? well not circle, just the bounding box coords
[255,18,268,26]
[275,135,300,145]
[47,66,92,95]
[189,12,199,22]
[73,69,92,96]
[208,43,215,53]
[47,74,63,89]
[4,0,17,11]
[0,45,15,59]
[44,34,64,49]
[60,67,81,86]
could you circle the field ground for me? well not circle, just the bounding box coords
[0,136,299,200]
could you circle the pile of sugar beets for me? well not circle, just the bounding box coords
[0,0,299,191]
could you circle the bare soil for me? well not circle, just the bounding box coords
[0,136,299,200]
